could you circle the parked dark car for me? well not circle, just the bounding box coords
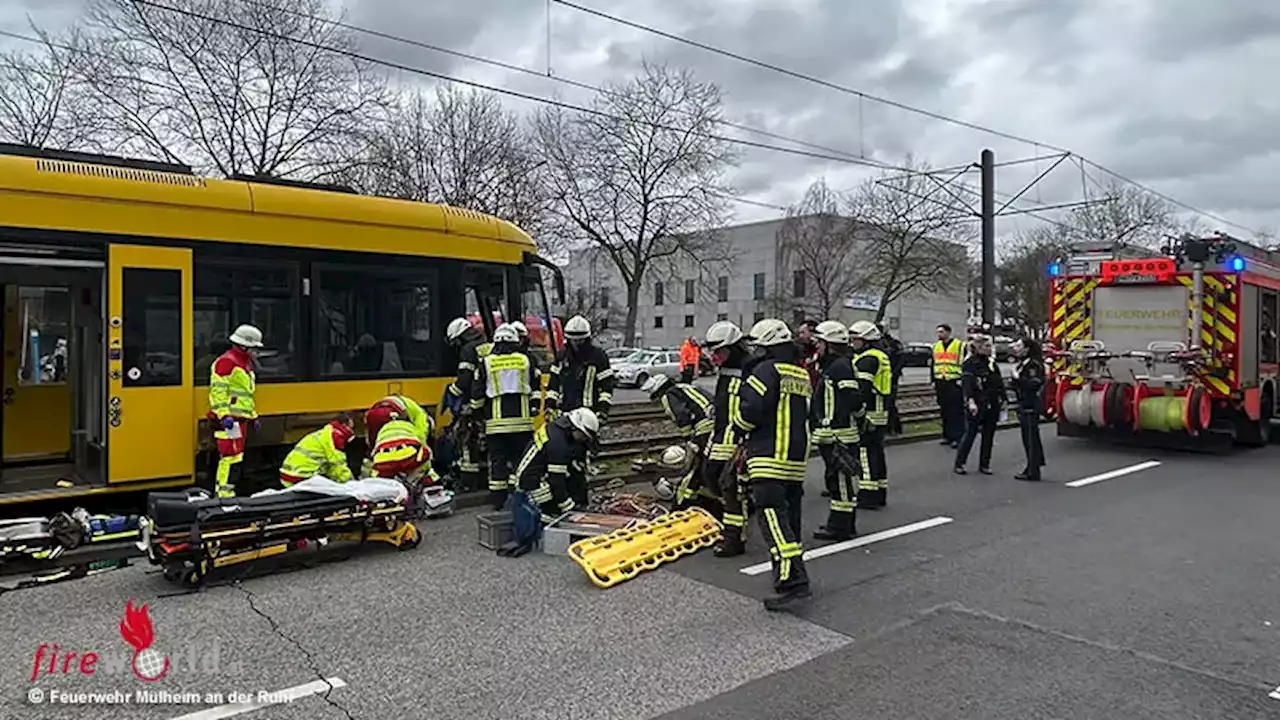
[902,342,932,368]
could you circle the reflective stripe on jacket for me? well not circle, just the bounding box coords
[281,425,353,484]
[854,348,893,426]
[931,339,964,381]
[209,347,256,421]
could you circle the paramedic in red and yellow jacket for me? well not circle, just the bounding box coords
[208,324,263,498]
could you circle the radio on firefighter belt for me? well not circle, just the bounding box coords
[829,442,862,479]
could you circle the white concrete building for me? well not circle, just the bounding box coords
[561,217,970,349]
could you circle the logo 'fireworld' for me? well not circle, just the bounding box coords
[120,601,169,682]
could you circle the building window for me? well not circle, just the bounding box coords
[684,314,695,328]
[753,311,765,324]
[122,268,182,388]
[716,312,728,321]
[684,279,695,304]
[793,270,806,298]
[194,260,298,383]
[599,287,609,309]
[753,273,765,300]
[654,281,664,306]
[316,265,437,377]
[654,316,664,329]
[717,276,729,302]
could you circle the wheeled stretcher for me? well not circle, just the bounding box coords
[142,477,423,587]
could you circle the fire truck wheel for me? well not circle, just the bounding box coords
[1235,387,1273,447]
[1107,382,1132,430]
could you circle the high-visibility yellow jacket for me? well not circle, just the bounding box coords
[854,348,893,427]
[931,339,964,381]
[375,395,431,444]
[280,425,353,485]
[209,347,257,421]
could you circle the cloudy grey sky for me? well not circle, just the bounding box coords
[4,0,1279,240]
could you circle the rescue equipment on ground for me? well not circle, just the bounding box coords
[568,507,721,589]
[585,492,669,521]
[1,509,141,564]
[142,476,421,588]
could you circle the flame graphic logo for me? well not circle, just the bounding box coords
[120,600,169,682]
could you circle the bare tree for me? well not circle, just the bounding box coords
[533,61,737,346]
[74,0,390,178]
[775,178,866,318]
[846,161,974,323]
[343,86,552,237]
[997,225,1072,338]
[1066,178,1186,248]
[0,24,102,149]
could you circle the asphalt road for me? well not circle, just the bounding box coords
[3,424,1280,719]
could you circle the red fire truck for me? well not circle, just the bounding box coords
[1046,235,1280,448]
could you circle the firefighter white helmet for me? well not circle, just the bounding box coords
[446,317,473,342]
[704,320,744,351]
[565,407,600,438]
[492,323,520,344]
[653,477,676,501]
[659,444,688,469]
[748,318,793,347]
[229,324,264,348]
[564,315,591,340]
[849,320,881,341]
[641,374,673,398]
[814,320,849,345]
[510,320,529,338]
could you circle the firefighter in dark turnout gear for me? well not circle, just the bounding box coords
[545,315,614,422]
[703,320,756,557]
[471,324,538,510]
[850,320,893,509]
[514,408,599,522]
[810,320,864,541]
[735,318,813,611]
[642,374,718,512]
[445,316,493,491]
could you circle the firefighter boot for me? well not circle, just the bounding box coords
[489,490,509,512]
[714,531,746,558]
[763,583,813,612]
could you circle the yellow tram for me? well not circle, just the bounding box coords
[0,144,563,507]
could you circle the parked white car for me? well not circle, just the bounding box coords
[612,350,682,388]
[606,347,640,365]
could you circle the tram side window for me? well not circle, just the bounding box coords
[121,268,182,388]
[193,260,298,384]
[317,266,437,377]
[1261,290,1278,365]
[11,286,70,384]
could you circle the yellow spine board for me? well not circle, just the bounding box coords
[567,508,722,589]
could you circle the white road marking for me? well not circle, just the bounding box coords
[171,677,347,720]
[739,516,954,576]
[1269,684,1280,701]
[1065,460,1162,488]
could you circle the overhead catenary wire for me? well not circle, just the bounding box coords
[552,0,1265,238]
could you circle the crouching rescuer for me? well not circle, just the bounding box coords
[642,374,718,513]
[471,324,538,510]
[810,320,863,541]
[209,324,263,498]
[364,402,440,486]
[735,318,814,611]
[513,408,599,523]
[279,416,357,486]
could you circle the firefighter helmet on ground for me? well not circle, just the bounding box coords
[748,318,793,346]
[849,320,881,342]
[659,444,688,469]
[641,374,673,398]
[492,323,520,344]
[446,317,473,342]
[814,320,849,345]
[653,477,676,501]
[704,321,744,351]
[564,315,591,339]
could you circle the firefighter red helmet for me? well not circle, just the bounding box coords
[329,419,355,451]
[364,401,403,443]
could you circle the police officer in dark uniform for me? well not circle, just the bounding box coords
[810,320,863,541]
[954,334,1005,475]
[703,320,757,557]
[1012,337,1046,481]
[641,374,717,511]
[735,318,814,611]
